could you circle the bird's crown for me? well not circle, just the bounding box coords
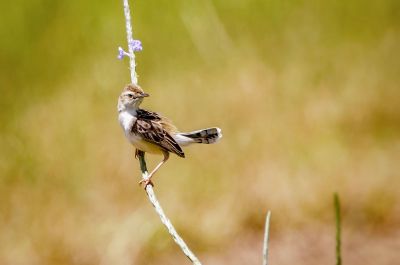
[124,83,144,94]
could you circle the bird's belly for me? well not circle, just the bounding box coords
[127,133,163,155]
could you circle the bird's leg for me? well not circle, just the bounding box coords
[148,151,169,179]
[139,151,170,188]
[135,148,140,159]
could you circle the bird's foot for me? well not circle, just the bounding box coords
[139,177,154,189]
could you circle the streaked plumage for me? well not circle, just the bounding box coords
[133,109,184,158]
[118,84,222,186]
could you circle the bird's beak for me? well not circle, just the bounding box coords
[140,93,149,98]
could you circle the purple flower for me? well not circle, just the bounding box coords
[117,47,127,60]
[117,46,135,60]
[117,40,142,60]
[130,40,143,51]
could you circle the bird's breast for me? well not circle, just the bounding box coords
[119,111,163,155]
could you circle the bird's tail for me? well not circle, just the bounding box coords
[174,127,222,146]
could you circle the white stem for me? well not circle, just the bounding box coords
[145,185,202,264]
[121,1,202,262]
[262,211,271,265]
[138,152,202,264]
[123,0,138,85]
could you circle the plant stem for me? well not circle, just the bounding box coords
[334,193,342,265]
[122,0,138,85]
[136,151,202,264]
[121,1,202,262]
[262,211,271,265]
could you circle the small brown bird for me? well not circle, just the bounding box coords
[118,84,222,187]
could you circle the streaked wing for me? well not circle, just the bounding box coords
[132,110,185,157]
[136,109,162,121]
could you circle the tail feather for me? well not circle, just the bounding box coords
[174,127,222,146]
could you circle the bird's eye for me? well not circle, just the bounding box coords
[127,94,134,98]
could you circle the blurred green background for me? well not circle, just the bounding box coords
[1,0,399,264]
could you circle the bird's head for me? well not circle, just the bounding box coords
[118,84,149,112]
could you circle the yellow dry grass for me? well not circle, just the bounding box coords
[0,0,399,264]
